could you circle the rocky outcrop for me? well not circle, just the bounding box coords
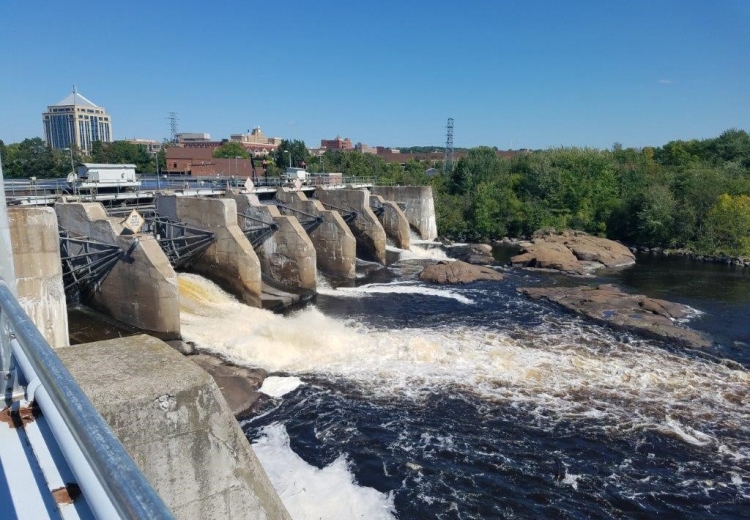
[511,229,635,275]
[419,260,503,284]
[517,284,711,349]
[190,354,268,418]
[448,243,495,264]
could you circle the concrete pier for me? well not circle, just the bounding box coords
[316,188,387,264]
[8,207,69,348]
[55,202,181,340]
[156,195,262,308]
[57,335,291,520]
[275,189,356,279]
[229,192,317,292]
[371,195,411,250]
[371,186,438,240]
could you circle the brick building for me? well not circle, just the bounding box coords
[320,136,353,150]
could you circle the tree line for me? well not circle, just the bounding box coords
[436,129,750,257]
[2,130,748,256]
[0,138,165,177]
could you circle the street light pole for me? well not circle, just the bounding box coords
[64,148,75,173]
[284,150,291,168]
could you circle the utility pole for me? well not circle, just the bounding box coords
[443,118,454,174]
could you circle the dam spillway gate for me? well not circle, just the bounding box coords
[238,212,279,249]
[273,203,326,234]
[316,200,358,224]
[141,211,216,269]
[59,228,124,304]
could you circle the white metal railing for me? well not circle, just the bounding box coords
[0,277,175,520]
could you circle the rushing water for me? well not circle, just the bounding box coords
[177,247,750,520]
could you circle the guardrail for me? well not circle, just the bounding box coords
[0,277,175,520]
[4,174,394,194]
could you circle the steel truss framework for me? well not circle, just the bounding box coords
[59,228,123,304]
[238,212,279,248]
[141,212,215,269]
[274,203,326,233]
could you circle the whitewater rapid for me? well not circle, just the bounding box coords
[178,273,749,461]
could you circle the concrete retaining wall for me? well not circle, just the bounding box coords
[371,195,411,250]
[8,207,69,348]
[57,335,291,520]
[275,189,356,279]
[156,196,262,308]
[371,186,438,240]
[316,189,387,264]
[55,203,180,340]
[229,192,317,291]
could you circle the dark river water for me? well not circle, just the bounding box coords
[174,247,750,519]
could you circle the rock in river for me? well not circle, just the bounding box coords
[517,284,711,349]
[419,260,504,284]
[511,229,635,275]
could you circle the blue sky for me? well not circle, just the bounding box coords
[1,0,748,150]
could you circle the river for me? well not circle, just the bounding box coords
[177,245,750,519]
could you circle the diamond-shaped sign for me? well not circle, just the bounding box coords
[122,209,145,234]
[293,179,303,191]
[244,178,254,191]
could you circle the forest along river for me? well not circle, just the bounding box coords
[177,243,750,520]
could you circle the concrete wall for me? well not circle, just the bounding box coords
[0,160,16,293]
[55,203,180,340]
[371,186,438,240]
[57,335,291,520]
[275,189,356,279]
[371,195,411,250]
[8,207,69,348]
[316,189,387,264]
[229,192,317,291]
[156,196,262,308]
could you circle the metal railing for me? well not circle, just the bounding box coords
[0,277,175,520]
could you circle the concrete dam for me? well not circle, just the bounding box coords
[5,183,436,519]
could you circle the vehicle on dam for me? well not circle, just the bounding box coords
[280,167,310,185]
[67,163,141,192]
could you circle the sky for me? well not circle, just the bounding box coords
[1,0,748,150]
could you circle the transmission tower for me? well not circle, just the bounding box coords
[167,112,179,142]
[443,118,454,173]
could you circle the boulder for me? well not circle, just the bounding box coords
[448,243,495,264]
[419,260,504,284]
[190,354,268,418]
[511,229,635,274]
[517,284,711,349]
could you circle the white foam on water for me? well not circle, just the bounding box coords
[252,423,396,520]
[661,418,713,446]
[179,274,750,461]
[316,281,474,305]
[260,376,303,398]
[561,472,581,490]
[387,243,452,261]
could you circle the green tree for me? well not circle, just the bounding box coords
[636,184,676,245]
[212,141,250,159]
[273,140,309,169]
[699,194,750,256]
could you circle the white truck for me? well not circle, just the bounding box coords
[281,167,309,185]
[68,163,141,190]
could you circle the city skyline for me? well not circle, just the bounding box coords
[1,1,749,150]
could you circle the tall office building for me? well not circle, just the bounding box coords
[42,87,113,152]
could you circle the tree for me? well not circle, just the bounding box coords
[699,194,750,256]
[212,141,250,159]
[636,184,676,246]
[273,140,309,169]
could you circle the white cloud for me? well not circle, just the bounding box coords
[658,79,675,85]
